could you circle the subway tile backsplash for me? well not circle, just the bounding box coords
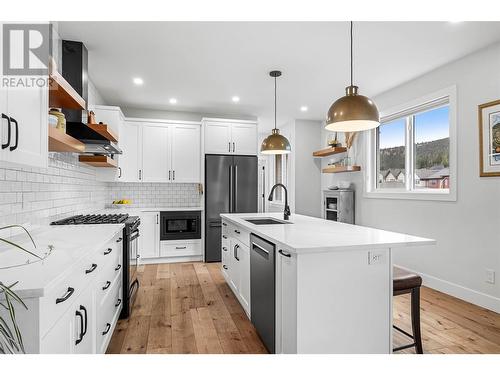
[0,154,202,227]
[107,182,201,208]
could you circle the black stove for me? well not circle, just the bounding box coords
[51,214,130,225]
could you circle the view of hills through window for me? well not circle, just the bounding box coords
[377,106,450,190]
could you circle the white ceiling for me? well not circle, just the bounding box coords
[58,21,500,128]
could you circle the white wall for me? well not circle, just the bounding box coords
[321,42,500,312]
[122,107,257,122]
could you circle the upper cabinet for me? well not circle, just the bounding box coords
[203,119,257,155]
[171,123,201,183]
[140,122,171,182]
[0,23,48,168]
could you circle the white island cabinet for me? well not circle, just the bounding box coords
[220,212,435,354]
[0,225,124,354]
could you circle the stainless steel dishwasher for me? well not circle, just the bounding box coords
[250,234,276,353]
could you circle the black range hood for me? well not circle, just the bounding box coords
[61,40,121,155]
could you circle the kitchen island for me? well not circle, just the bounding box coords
[220,212,435,354]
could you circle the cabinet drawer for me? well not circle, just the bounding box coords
[160,240,202,257]
[230,224,250,245]
[97,235,121,267]
[96,262,122,308]
[97,281,122,353]
[39,253,100,336]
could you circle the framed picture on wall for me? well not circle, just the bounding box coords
[479,99,500,177]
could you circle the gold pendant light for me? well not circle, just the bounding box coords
[325,22,380,132]
[261,70,291,154]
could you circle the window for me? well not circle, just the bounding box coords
[272,154,288,203]
[367,87,456,201]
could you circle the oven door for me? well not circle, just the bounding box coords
[129,229,139,284]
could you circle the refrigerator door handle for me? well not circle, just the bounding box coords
[229,164,233,213]
[234,164,238,212]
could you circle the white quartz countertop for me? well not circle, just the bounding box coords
[0,224,124,298]
[98,206,203,215]
[220,212,435,254]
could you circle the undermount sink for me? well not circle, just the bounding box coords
[244,218,292,225]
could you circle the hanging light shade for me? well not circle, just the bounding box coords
[261,70,291,154]
[325,22,380,132]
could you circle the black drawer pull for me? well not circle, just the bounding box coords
[222,235,227,239]
[234,229,241,234]
[9,117,18,152]
[175,246,187,250]
[1,114,10,149]
[116,237,123,243]
[102,323,111,335]
[279,249,291,258]
[75,310,84,345]
[222,246,227,252]
[85,263,97,274]
[222,222,227,226]
[56,287,74,304]
[115,299,122,307]
[104,248,112,255]
[223,265,228,270]
[115,264,122,271]
[102,281,111,290]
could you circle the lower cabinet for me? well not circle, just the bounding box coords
[138,212,160,259]
[221,220,251,316]
[4,232,123,354]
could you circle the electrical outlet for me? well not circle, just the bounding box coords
[486,269,495,284]
[368,251,385,265]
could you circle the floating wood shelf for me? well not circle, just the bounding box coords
[322,165,361,174]
[48,126,85,153]
[78,155,117,168]
[313,147,347,157]
[87,123,118,142]
[49,70,86,110]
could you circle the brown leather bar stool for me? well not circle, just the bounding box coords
[393,266,423,354]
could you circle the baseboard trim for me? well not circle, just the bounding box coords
[140,255,203,265]
[395,265,500,314]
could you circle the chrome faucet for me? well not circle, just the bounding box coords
[268,183,291,220]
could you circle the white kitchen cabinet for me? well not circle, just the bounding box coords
[237,241,251,312]
[231,123,257,155]
[204,121,232,154]
[72,285,95,354]
[138,212,160,259]
[140,123,171,182]
[171,123,200,182]
[204,119,257,155]
[228,239,240,292]
[118,121,140,182]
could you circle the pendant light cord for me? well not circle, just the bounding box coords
[350,21,353,86]
[274,75,277,130]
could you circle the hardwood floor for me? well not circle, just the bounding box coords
[107,262,500,354]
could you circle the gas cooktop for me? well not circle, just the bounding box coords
[51,214,130,225]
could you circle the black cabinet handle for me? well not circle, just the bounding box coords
[118,167,122,178]
[116,237,122,243]
[156,215,159,225]
[232,142,235,153]
[80,305,88,337]
[75,310,84,345]
[56,287,75,304]
[223,265,228,270]
[9,117,18,151]
[102,281,111,290]
[115,299,122,308]
[1,114,10,149]
[222,222,227,227]
[234,244,239,261]
[85,263,97,274]
[173,170,175,180]
[115,264,122,271]
[102,323,111,335]
[228,142,231,152]
[169,170,171,181]
[234,229,241,234]
[175,246,187,250]
[222,235,227,239]
[139,169,142,180]
[279,249,291,258]
[104,248,112,255]
[222,246,227,252]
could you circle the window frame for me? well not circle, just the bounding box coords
[365,86,457,201]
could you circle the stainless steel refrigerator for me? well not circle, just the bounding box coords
[205,154,258,262]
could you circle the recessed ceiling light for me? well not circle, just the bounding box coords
[232,96,240,103]
[133,77,144,85]
[169,98,177,104]
[300,106,308,112]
